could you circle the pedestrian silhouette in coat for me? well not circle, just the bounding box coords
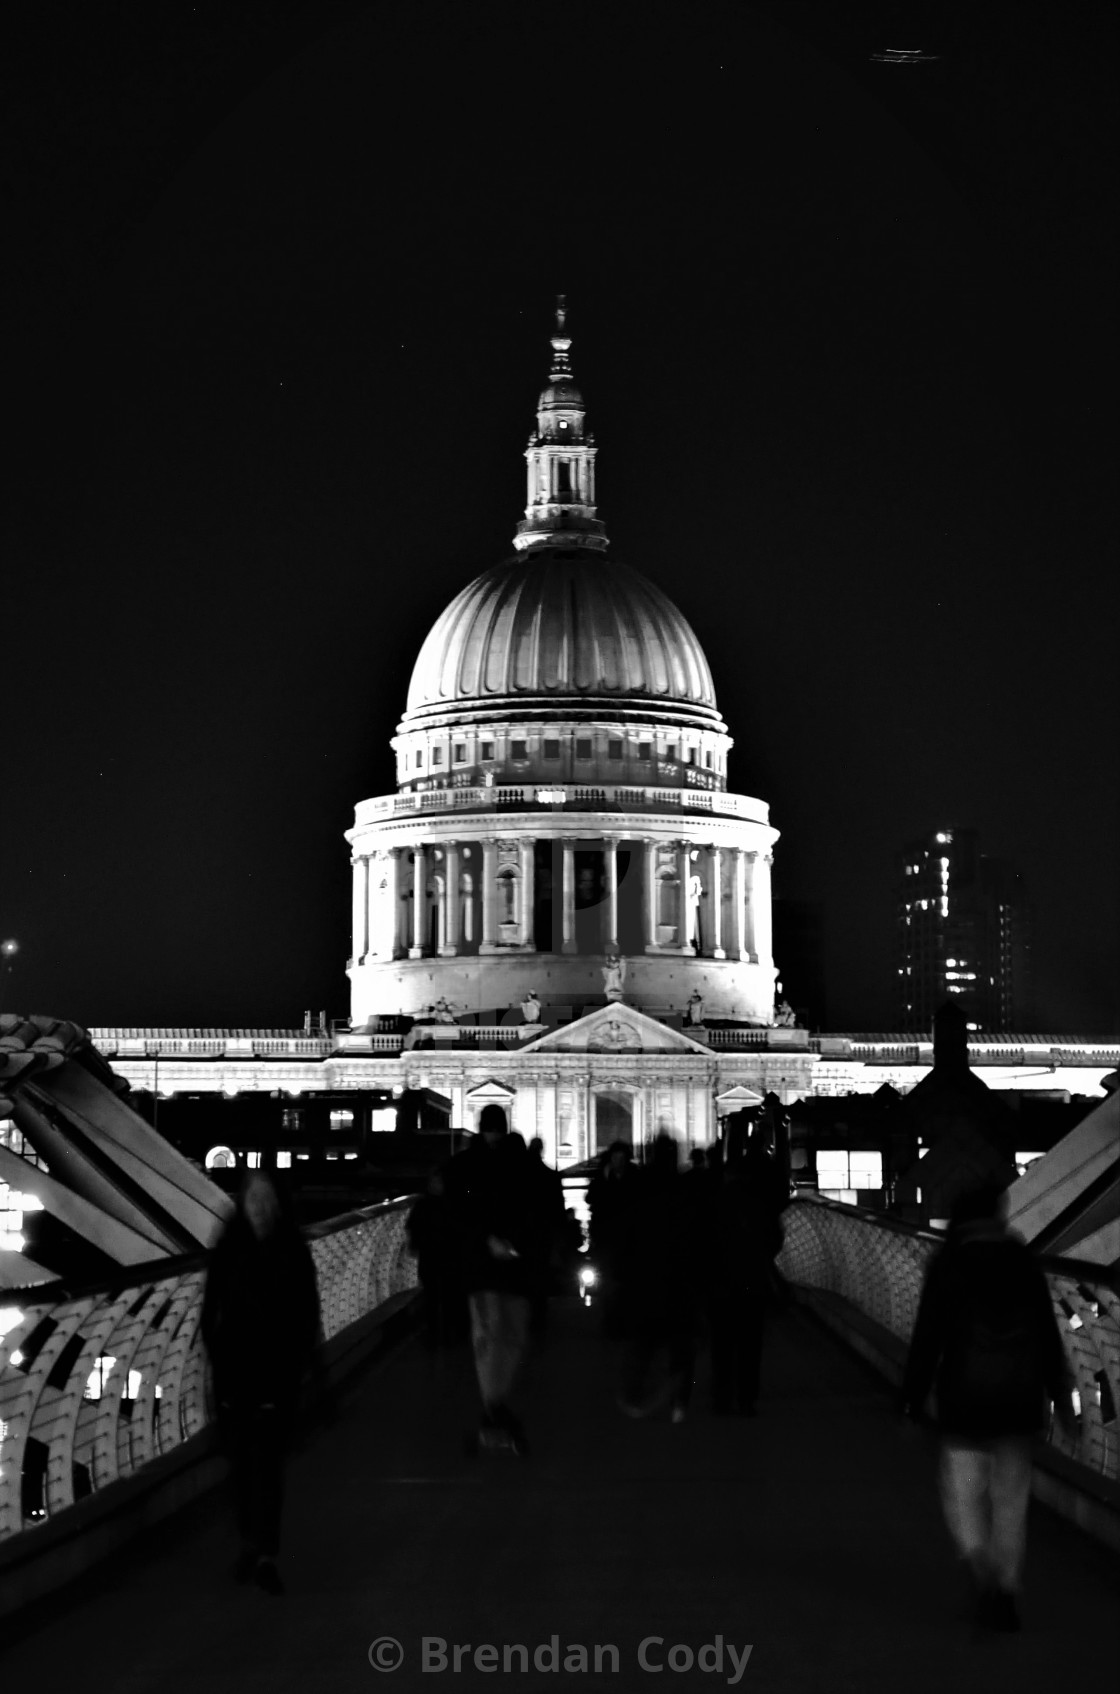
[901,1181,1075,1632]
[201,1171,321,1595]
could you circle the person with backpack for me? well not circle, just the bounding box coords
[900,1182,1075,1633]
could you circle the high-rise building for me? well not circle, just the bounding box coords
[896,828,1031,1032]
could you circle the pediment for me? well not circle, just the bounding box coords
[715,1084,765,1108]
[464,1078,517,1101]
[528,1004,714,1055]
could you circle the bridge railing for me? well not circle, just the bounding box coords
[0,1197,418,1546]
[778,1194,1120,1484]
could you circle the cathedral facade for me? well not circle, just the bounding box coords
[343,303,782,1161]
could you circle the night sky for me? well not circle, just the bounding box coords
[5,3,1117,1034]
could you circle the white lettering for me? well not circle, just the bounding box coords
[638,1637,664,1672]
[668,1645,694,1673]
[474,1645,497,1672]
[453,1644,471,1671]
[595,1645,620,1673]
[503,1645,529,1671]
[422,1638,447,1671]
[534,1636,560,1672]
[564,1646,589,1672]
[727,1644,754,1687]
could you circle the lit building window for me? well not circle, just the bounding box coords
[329,1109,355,1133]
[817,1150,882,1194]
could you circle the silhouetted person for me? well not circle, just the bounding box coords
[901,1182,1074,1632]
[525,1136,567,1332]
[587,1140,638,1336]
[406,1166,467,1348]
[617,1134,704,1422]
[705,1136,786,1416]
[447,1106,539,1449]
[201,1170,320,1595]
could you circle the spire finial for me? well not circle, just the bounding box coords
[550,293,572,379]
[514,296,607,553]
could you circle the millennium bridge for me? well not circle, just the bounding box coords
[1,1188,1117,1693]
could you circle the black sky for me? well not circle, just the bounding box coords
[4,2,1118,1034]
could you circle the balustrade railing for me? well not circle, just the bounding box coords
[354,784,769,824]
[778,1194,1119,1482]
[91,1031,336,1060]
[0,1198,417,1544]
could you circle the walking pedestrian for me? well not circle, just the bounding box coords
[201,1170,321,1595]
[447,1105,538,1450]
[525,1136,567,1333]
[900,1181,1075,1632]
[588,1139,638,1337]
[617,1134,703,1423]
[705,1136,785,1417]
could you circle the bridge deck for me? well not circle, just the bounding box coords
[6,1299,1118,1692]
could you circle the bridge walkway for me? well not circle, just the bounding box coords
[4,1298,1117,1693]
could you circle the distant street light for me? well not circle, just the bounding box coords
[0,938,18,1019]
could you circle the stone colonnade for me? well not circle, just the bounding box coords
[350,835,773,964]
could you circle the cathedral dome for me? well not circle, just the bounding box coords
[402,547,720,730]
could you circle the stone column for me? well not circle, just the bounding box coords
[351,855,368,965]
[439,841,460,956]
[753,850,773,966]
[604,835,619,950]
[519,838,535,947]
[480,838,499,952]
[643,839,658,950]
[734,847,749,959]
[710,846,725,959]
[385,847,401,958]
[676,842,693,952]
[409,844,427,957]
[743,851,759,960]
[561,841,577,953]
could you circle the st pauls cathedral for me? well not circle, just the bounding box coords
[343,300,781,1157]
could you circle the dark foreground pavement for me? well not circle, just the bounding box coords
[3,1298,1117,1694]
